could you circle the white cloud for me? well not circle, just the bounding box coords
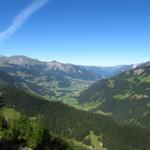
[0,0,49,42]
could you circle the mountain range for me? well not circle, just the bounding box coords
[1,55,150,149]
[0,55,135,103]
[0,70,150,150]
[0,55,135,79]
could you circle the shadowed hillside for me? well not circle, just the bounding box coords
[79,63,150,126]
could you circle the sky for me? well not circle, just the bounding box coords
[0,0,150,66]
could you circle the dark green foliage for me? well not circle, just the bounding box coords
[0,108,73,150]
[1,86,150,150]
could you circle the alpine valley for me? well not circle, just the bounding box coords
[0,55,134,105]
[0,55,150,150]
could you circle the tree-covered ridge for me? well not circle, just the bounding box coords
[1,85,150,150]
[78,65,150,126]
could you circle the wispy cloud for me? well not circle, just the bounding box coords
[0,0,49,42]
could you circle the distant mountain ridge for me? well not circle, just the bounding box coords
[0,55,136,102]
[0,55,136,79]
[0,55,101,80]
[82,64,136,79]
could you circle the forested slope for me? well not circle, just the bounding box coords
[79,65,150,126]
[0,85,150,150]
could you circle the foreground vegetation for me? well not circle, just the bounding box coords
[0,108,77,150]
[1,85,150,150]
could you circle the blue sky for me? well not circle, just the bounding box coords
[0,0,150,66]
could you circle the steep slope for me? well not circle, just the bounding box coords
[79,64,150,126]
[0,72,150,150]
[0,55,101,80]
[0,71,21,86]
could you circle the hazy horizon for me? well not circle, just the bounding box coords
[0,53,146,67]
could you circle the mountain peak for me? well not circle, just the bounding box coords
[0,55,42,66]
